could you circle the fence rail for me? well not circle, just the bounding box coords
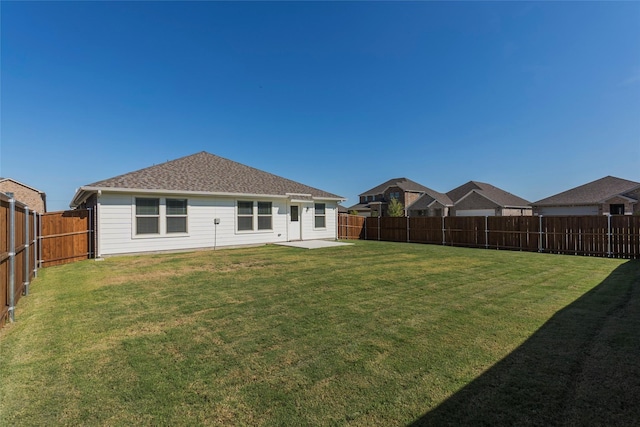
[338,214,640,259]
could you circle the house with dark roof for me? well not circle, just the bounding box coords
[70,152,345,256]
[406,189,453,217]
[348,178,445,217]
[0,178,47,213]
[531,176,640,216]
[348,178,531,217]
[446,181,532,217]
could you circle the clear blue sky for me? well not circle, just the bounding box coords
[1,1,639,211]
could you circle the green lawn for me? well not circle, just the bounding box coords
[1,241,638,426]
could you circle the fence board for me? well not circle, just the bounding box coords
[337,214,365,240]
[0,195,38,327]
[40,209,93,267]
[340,214,640,259]
[408,217,443,244]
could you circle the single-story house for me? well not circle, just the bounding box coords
[531,176,640,216]
[447,181,532,217]
[70,151,345,257]
[0,177,47,213]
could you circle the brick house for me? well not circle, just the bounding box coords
[531,176,640,216]
[0,178,47,213]
[348,178,451,217]
[446,181,532,217]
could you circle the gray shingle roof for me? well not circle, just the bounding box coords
[447,181,530,207]
[84,151,343,199]
[532,176,640,206]
[360,178,434,196]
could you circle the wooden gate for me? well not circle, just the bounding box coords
[40,209,94,267]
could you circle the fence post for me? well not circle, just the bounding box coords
[38,212,43,268]
[8,195,16,322]
[607,214,612,258]
[24,206,30,296]
[33,212,38,277]
[407,216,410,243]
[378,216,380,241]
[538,215,543,253]
[88,207,94,257]
[364,217,367,240]
[442,215,446,246]
[485,216,489,249]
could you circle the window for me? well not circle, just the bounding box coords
[258,202,272,230]
[237,201,273,231]
[390,192,400,200]
[291,205,299,222]
[166,199,187,233]
[136,198,159,234]
[315,203,326,228]
[237,201,254,231]
[610,204,625,215]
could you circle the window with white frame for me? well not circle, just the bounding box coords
[136,198,160,235]
[315,203,326,228]
[257,202,272,230]
[237,201,254,231]
[166,199,187,233]
[237,201,273,231]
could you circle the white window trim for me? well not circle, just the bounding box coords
[166,198,189,234]
[132,196,190,239]
[235,200,274,234]
[314,202,327,230]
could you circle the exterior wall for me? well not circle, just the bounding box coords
[451,192,499,216]
[96,192,338,256]
[603,196,636,215]
[625,188,640,214]
[456,209,496,217]
[403,192,423,211]
[408,202,449,217]
[501,207,533,216]
[534,205,599,216]
[0,181,46,213]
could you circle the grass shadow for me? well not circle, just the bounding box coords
[410,259,640,426]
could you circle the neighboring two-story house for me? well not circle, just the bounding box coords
[349,178,531,217]
[348,178,447,217]
[0,178,47,213]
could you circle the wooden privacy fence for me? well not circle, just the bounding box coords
[338,214,640,259]
[338,213,366,240]
[1,196,94,327]
[1,193,38,326]
[40,209,94,267]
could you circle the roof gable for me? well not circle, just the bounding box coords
[76,152,343,202]
[448,181,530,207]
[532,176,640,206]
[0,178,46,195]
[360,178,434,196]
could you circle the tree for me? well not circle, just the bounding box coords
[388,197,404,217]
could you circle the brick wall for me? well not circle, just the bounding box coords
[0,181,46,213]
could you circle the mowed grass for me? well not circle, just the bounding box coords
[1,241,639,426]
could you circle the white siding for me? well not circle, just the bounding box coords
[97,192,338,256]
